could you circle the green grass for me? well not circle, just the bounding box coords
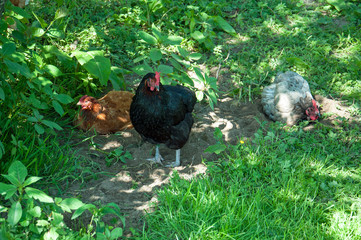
[144,122,361,239]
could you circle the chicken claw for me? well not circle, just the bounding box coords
[165,149,181,168]
[146,146,164,165]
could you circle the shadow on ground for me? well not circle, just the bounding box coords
[62,93,356,236]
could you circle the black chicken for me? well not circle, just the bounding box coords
[130,72,196,167]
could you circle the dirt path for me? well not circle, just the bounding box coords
[64,94,356,236]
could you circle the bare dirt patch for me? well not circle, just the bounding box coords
[62,93,357,236]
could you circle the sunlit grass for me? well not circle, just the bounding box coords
[144,121,360,239]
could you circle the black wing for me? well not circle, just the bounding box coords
[130,84,196,149]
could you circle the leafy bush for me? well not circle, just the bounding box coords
[0,161,124,240]
[0,2,127,174]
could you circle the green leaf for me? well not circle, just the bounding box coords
[54,8,68,20]
[28,206,41,218]
[0,183,17,197]
[28,94,43,109]
[194,67,205,82]
[133,55,148,63]
[41,120,63,130]
[0,141,4,159]
[31,27,45,38]
[10,4,31,19]
[4,188,17,200]
[23,176,42,187]
[326,0,346,11]
[171,54,190,68]
[215,16,236,34]
[169,59,182,71]
[190,17,196,32]
[7,51,25,62]
[32,109,43,120]
[52,212,63,225]
[177,47,189,58]
[132,64,154,76]
[8,201,22,226]
[4,60,34,79]
[213,127,223,140]
[71,204,96,220]
[196,91,204,101]
[207,88,218,105]
[157,65,173,74]
[191,31,205,43]
[85,54,111,85]
[189,53,202,61]
[205,144,226,154]
[54,94,73,104]
[111,228,123,238]
[43,64,63,77]
[207,76,218,89]
[0,87,4,100]
[52,100,64,116]
[60,198,84,213]
[72,50,106,65]
[46,28,65,38]
[151,24,165,41]
[164,35,183,45]
[173,73,194,87]
[109,72,121,90]
[32,12,48,29]
[1,42,16,56]
[25,187,54,203]
[33,77,53,87]
[34,124,45,134]
[149,48,162,62]
[2,174,20,187]
[44,227,59,240]
[139,31,157,45]
[8,161,28,185]
[27,117,38,123]
[37,219,49,226]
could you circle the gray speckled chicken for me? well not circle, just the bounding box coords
[261,71,320,126]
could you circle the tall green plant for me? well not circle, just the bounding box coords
[134,25,219,109]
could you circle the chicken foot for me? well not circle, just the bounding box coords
[165,149,181,168]
[146,145,164,165]
[146,146,181,167]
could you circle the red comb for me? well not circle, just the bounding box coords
[312,99,317,108]
[155,72,161,84]
[79,95,89,103]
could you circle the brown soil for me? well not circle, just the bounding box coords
[62,93,357,237]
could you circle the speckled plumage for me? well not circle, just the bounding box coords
[261,71,318,126]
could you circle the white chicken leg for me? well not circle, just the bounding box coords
[146,146,181,167]
[146,145,164,165]
[165,149,181,168]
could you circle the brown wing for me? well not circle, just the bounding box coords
[76,91,134,134]
[96,91,134,133]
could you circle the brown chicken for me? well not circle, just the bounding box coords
[75,91,134,134]
[10,0,29,8]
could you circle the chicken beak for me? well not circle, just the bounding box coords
[77,101,82,106]
[155,85,159,91]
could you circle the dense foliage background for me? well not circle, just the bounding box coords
[0,0,360,239]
